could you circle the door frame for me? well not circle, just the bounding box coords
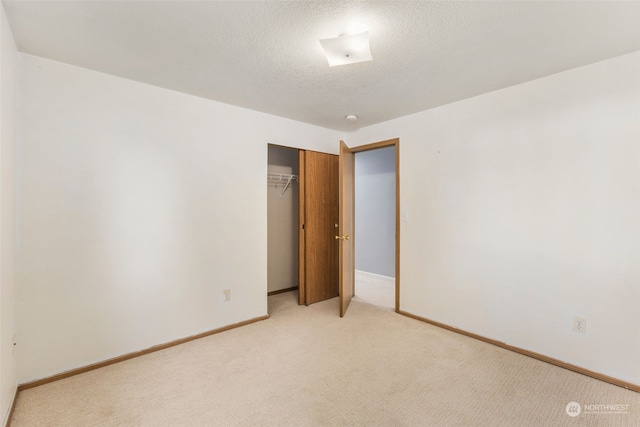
[298,150,306,305]
[350,138,400,313]
[338,141,355,316]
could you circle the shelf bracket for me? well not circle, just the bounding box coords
[280,174,294,197]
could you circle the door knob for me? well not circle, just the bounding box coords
[335,235,350,240]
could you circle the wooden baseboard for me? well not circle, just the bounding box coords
[17,314,269,391]
[397,310,640,393]
[267,286,298,296]
[4,387,18,427]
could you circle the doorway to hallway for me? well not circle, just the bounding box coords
[353,142,397,311]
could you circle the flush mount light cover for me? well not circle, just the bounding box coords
[319,31,372,67]
[345,114,358,121]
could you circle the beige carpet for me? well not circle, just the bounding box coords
[11,292,640,426]
[354,271,395,310]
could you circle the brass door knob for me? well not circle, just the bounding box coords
[335,235,350,240]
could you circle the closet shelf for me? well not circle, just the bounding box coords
[267,173,298,196]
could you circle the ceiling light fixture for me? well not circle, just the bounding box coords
[345,114,358,121]
[319,31,372,67]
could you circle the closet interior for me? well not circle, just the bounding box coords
[267,145,300,295]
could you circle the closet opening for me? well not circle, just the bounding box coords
[267,144,340,312]
[267,145,300,299]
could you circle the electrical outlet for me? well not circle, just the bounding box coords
[223,289,231,302]
[572,316,586,334]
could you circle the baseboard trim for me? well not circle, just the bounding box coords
[17,314,270,391]
[4,387,18,427]
[397,310,639,393]
[355,270,395,283]
[267,286,298,296]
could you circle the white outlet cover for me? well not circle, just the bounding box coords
[572,316,587,334]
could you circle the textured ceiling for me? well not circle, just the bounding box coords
[4,1,640,131]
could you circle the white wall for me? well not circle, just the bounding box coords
[347,51,640,385]
[0,4,17,422]
[16,54,340,382]
[355,147,395,278]
[267,146,299,293]
[12,42,640,391]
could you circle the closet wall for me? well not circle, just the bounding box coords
[267,146,299,293]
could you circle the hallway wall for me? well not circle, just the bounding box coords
[355,147,395,278]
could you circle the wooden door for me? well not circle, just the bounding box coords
[338,141,355,317]
[300,150,339,305]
